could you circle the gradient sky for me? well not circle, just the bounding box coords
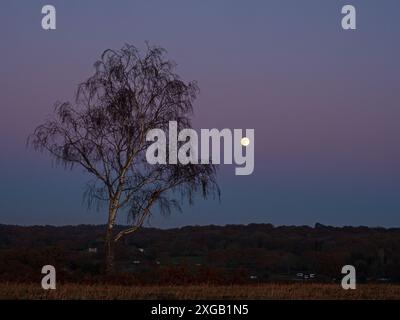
[0,0,400,227]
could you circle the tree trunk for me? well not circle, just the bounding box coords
[105,223,114,274]
[105,202,117,274]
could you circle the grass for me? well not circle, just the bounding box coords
[1,283,400,300]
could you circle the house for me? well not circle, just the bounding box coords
[295,272,316,280]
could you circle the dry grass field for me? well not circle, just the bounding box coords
[1,283,400,300]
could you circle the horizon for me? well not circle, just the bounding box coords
[1,221,398,230]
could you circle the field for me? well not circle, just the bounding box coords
[1,283,400,300]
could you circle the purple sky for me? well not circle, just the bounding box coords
[1,0,400,227]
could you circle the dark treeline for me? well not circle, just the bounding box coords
[1,223,400,284]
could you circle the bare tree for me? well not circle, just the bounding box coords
[29,44,219,273]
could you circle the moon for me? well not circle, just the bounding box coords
[240,137,250,147]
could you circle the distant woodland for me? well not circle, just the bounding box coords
[1,223,399,284]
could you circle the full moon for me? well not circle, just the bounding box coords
[241,137,250,147]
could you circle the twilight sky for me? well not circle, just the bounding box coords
[0,0,400,227]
